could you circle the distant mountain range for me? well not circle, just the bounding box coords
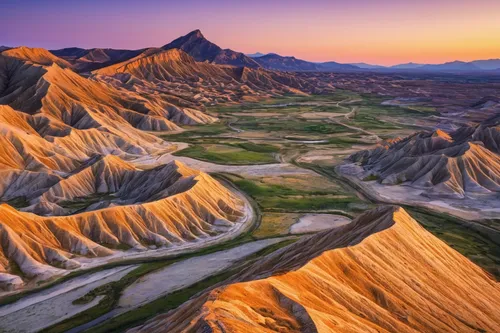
[250,53,357,71]
[249,53,500,72]
[391,60,500,71]
[46,29,500,73]
[348,62,386,69]
[389,62,424,70]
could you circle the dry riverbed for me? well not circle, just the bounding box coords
[0,266,137,333]
[290,214,351,234]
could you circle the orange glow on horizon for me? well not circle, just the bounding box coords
[205,1,500,66]
[4,0,500,66]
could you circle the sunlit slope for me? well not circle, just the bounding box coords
[2,46,72,68]
[0,160,244,285]
[132,206,500,333]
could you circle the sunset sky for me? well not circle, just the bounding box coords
[2,0,499,66]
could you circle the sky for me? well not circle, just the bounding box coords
[1,0,499,66]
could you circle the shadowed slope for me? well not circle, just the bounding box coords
[130,206,500,333]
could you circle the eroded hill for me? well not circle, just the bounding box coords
[347,117,500,199]
[0,159,246,290]
[0,47,255,292]
[129,206,500,333]
[93,48,334,106]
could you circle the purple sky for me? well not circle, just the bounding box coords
[1,0,499,65]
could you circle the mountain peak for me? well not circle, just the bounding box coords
[187,29,205,39]
[162,30,260,68]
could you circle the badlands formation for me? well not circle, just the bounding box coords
[0,36,329,291]
[0,29,499,333]
[348,119,500,198]
[0,45,261,291]
[129,206,500,333]
[339,115,500,222]
[0,160,245,287]
[93,47,332,106]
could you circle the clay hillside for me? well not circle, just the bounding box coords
[0,46,256,290]
[0,159,245,289]
[129,206,500,333]
[348,115,500,198]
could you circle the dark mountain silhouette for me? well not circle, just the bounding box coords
[419,61,481,71]
[162,29,260,68]
[254,53,358,71]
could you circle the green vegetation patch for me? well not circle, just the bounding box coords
[252,213,300,239]
[232,142,280,153]
[231,178,361,213]
[174,144,277,165]
[161,123,229,140]
[362,175,380,181]
[236,117,351,135]
[1,196,30,209]
[59,193,115,212]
